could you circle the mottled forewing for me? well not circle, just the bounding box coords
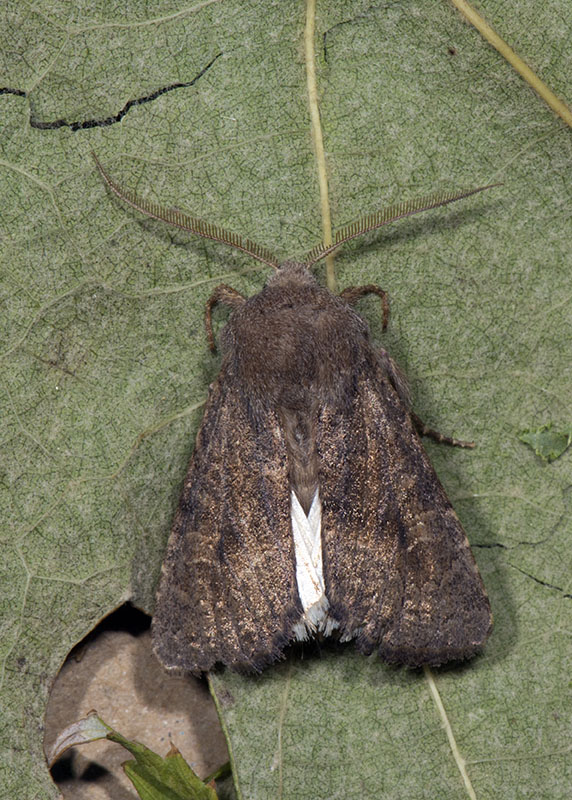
[319,360,492,666]
[152,366,302,673]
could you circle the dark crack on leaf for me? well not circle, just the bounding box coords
[514,486,572,549]
[3,52,222,131]
[511,565,572,598]
[323,18,352,63]
[0,87,26,97]
[322,4,396,62]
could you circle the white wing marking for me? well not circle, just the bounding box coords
[290,490,339,640]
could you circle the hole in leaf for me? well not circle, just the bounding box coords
[44,603,228,798]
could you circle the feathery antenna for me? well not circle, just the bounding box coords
[304,184,501,267]
[92,151,281,270]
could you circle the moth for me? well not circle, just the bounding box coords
[94,154,494,673]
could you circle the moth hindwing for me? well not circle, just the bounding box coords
[93,154,494,672]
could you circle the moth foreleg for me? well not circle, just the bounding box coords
[411,411,475,449]
[339,284,390,330]
[205,284,247,351]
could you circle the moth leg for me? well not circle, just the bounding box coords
[376,350,473,448]
[411,411,475,449]
[377,348,411,407]
[342,283,473,450]
[339,284,390,330]
[205,284,247,351]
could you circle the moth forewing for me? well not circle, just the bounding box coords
[94,156,494,672]
[317,364,492,666]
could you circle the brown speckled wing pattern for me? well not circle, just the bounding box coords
[152,366,303,673]
[319,359,492,666]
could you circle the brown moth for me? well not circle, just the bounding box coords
[94,154,494,673]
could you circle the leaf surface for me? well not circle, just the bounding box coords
[1,1,571,797]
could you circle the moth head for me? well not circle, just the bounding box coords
[269,260,318,289]
[93,152,500,280]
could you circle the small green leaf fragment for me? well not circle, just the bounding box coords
[519,423,572,462]
[46,711,112,766]
[106,731,218,800]
[49,712,220,799]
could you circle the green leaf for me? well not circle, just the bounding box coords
[1,1,571,798]
[109,733,218,800]
[45,711,112,766]
[46,712,218,800]
[519,423,572,462]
